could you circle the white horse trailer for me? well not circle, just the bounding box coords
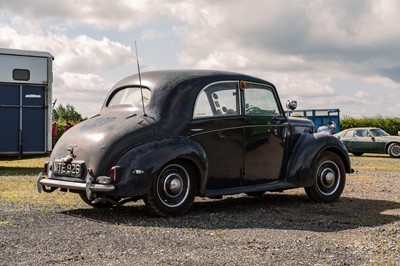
[0,48,53,156]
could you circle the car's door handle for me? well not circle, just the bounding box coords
[191,128,204,132]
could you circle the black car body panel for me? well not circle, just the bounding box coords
[38,69,352,215]
[285,132,351,186]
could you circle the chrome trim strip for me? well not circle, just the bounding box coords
[189,126,244,137]
[190,123,288,137]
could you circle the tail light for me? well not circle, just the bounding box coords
[109,166,121,183]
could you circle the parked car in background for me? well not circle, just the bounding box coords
[334,127,400,158]
[37,69,352,216]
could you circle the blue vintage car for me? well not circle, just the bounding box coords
[37,70,352,216]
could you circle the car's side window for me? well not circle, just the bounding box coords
[355,130,368,137]
[244,83,281,116]
[193,82,239,119]
[344,130,354,138]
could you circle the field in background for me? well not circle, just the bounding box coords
[1,154,399,210]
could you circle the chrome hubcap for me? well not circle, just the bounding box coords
[391,146,400,156]
[163,173,183,197]
[317,160,340,196]
[321,169,335,187]
[157,164,190,208]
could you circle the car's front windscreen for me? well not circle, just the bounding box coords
[107,87,151,110]
[370,128,389,137]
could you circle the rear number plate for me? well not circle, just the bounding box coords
[53,161,83,177]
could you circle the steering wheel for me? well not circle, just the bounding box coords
[246,106,263,114]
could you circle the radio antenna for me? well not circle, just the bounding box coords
[135,41,146,116]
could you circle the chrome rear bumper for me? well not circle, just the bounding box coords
[37,172,115,198]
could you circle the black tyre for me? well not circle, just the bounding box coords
[144,161,197,217]
[352,152,363,157]
[305,151,346,203]
[388,143,400,158]
[79,193,118,208]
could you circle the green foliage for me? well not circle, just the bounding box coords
[52,104,87,142]
[341,116,400,135]
[52,103,85,123]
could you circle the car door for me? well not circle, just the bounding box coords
[350,129,377,153]
[242,82,287,185]
[190,81,245,190]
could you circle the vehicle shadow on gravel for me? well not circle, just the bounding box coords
[62,193,400,233]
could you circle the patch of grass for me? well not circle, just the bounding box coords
[0,157,85,209]
[0,157,48,176]
[0,180,83,208]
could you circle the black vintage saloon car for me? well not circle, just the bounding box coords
[37,70,352,216]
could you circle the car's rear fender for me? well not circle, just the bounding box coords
[108,137,207,197]
[285,133,352,187]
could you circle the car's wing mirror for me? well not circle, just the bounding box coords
[286,100,297,111]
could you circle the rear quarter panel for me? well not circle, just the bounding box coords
[108,137,207,197]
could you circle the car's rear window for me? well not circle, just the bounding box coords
[107,87,151,108]
[370,128,389,137]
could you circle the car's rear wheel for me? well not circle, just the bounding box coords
[305,151,346,203]
[352,152,363,156]
[144,161,197,217]
[388,143,400,158]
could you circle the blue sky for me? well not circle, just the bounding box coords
[1,0,400,118]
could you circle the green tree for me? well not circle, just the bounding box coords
[52,103,85,123]
[52,104,86,143]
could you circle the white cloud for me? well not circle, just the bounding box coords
[1,0,400,118]
[54,35,134,73]
[362,76,400,89]
[54,72,112,117]
[354,91,369,98]
[0,0,165,31]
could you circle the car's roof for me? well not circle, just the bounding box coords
[345,127,380,130]
[110,69,272,92]
[103,69,276,116]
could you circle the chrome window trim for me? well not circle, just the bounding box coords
[192,80,241,119]
[242,81,284,116]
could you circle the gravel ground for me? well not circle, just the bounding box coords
[1,155,399,265]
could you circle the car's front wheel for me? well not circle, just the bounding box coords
[144,161,197,217]
[305,151,346,203]
[388,143,400,158]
